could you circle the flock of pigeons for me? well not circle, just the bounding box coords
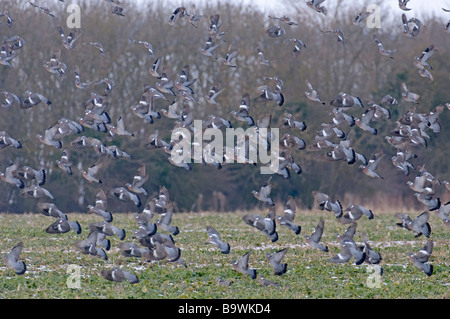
[1,0,449,288]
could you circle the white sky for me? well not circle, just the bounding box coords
[241,0,449,19]
[158,0,450,21]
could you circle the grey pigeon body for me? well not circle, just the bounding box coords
[2,241,26,275]
[231,93,254,126]
[0,162,24,189]
[266,248,288,276]
[109,187,141,207]
[155,201,179,236]
[252,177,275,206]
[90,221,126,240]
[330,239,366,265]
[100,268,139,284]
[276,196,301,235]
[304,218,328,252]
[56,149,73,175]
[118,242,151,258]
[330,92,363,109]
[408,240,433,276]
[339,204,374,224]
[133,213,158,238]
[360,151,384,179]
[75,231,108,260]
[395,211,431,238]
[232,251,257,279]
[20,185,54,200]
[414,193,440,211]
[206,226,230,254]
[312,191,343,218]
[305,80,326,105]
[361,232,382,265]
[125,163,148,195]
[37,202,67,219]
[436,201,450,227]
[243,207,278,242]
[46,218,81,234]
[0,131,22,150]
[88,188,113,222]
[1,91,21,110]
[258,275,280,287]
[281,113,307,131]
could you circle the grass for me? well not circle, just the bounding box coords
[0,210,448,299]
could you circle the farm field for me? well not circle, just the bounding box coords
[0,210,448,299]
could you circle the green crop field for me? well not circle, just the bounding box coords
[0,210,448,299]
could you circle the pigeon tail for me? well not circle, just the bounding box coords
[354,251,366,265]
[221,243,231,254]
[422,263,433,276]
[15,261,26,275]
[248,269,257,279]
[275,263,288,276]
[69,221,82,234]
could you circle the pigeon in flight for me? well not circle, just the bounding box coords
[276,196,301,235]
[408,240,434,276]
[206,226,230,254]
[266,248,288,276]
[395,211,431,238]
[252,177,275,206]
[232,251,257,279]
[2,241,26,275]
[304,218,328,252]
